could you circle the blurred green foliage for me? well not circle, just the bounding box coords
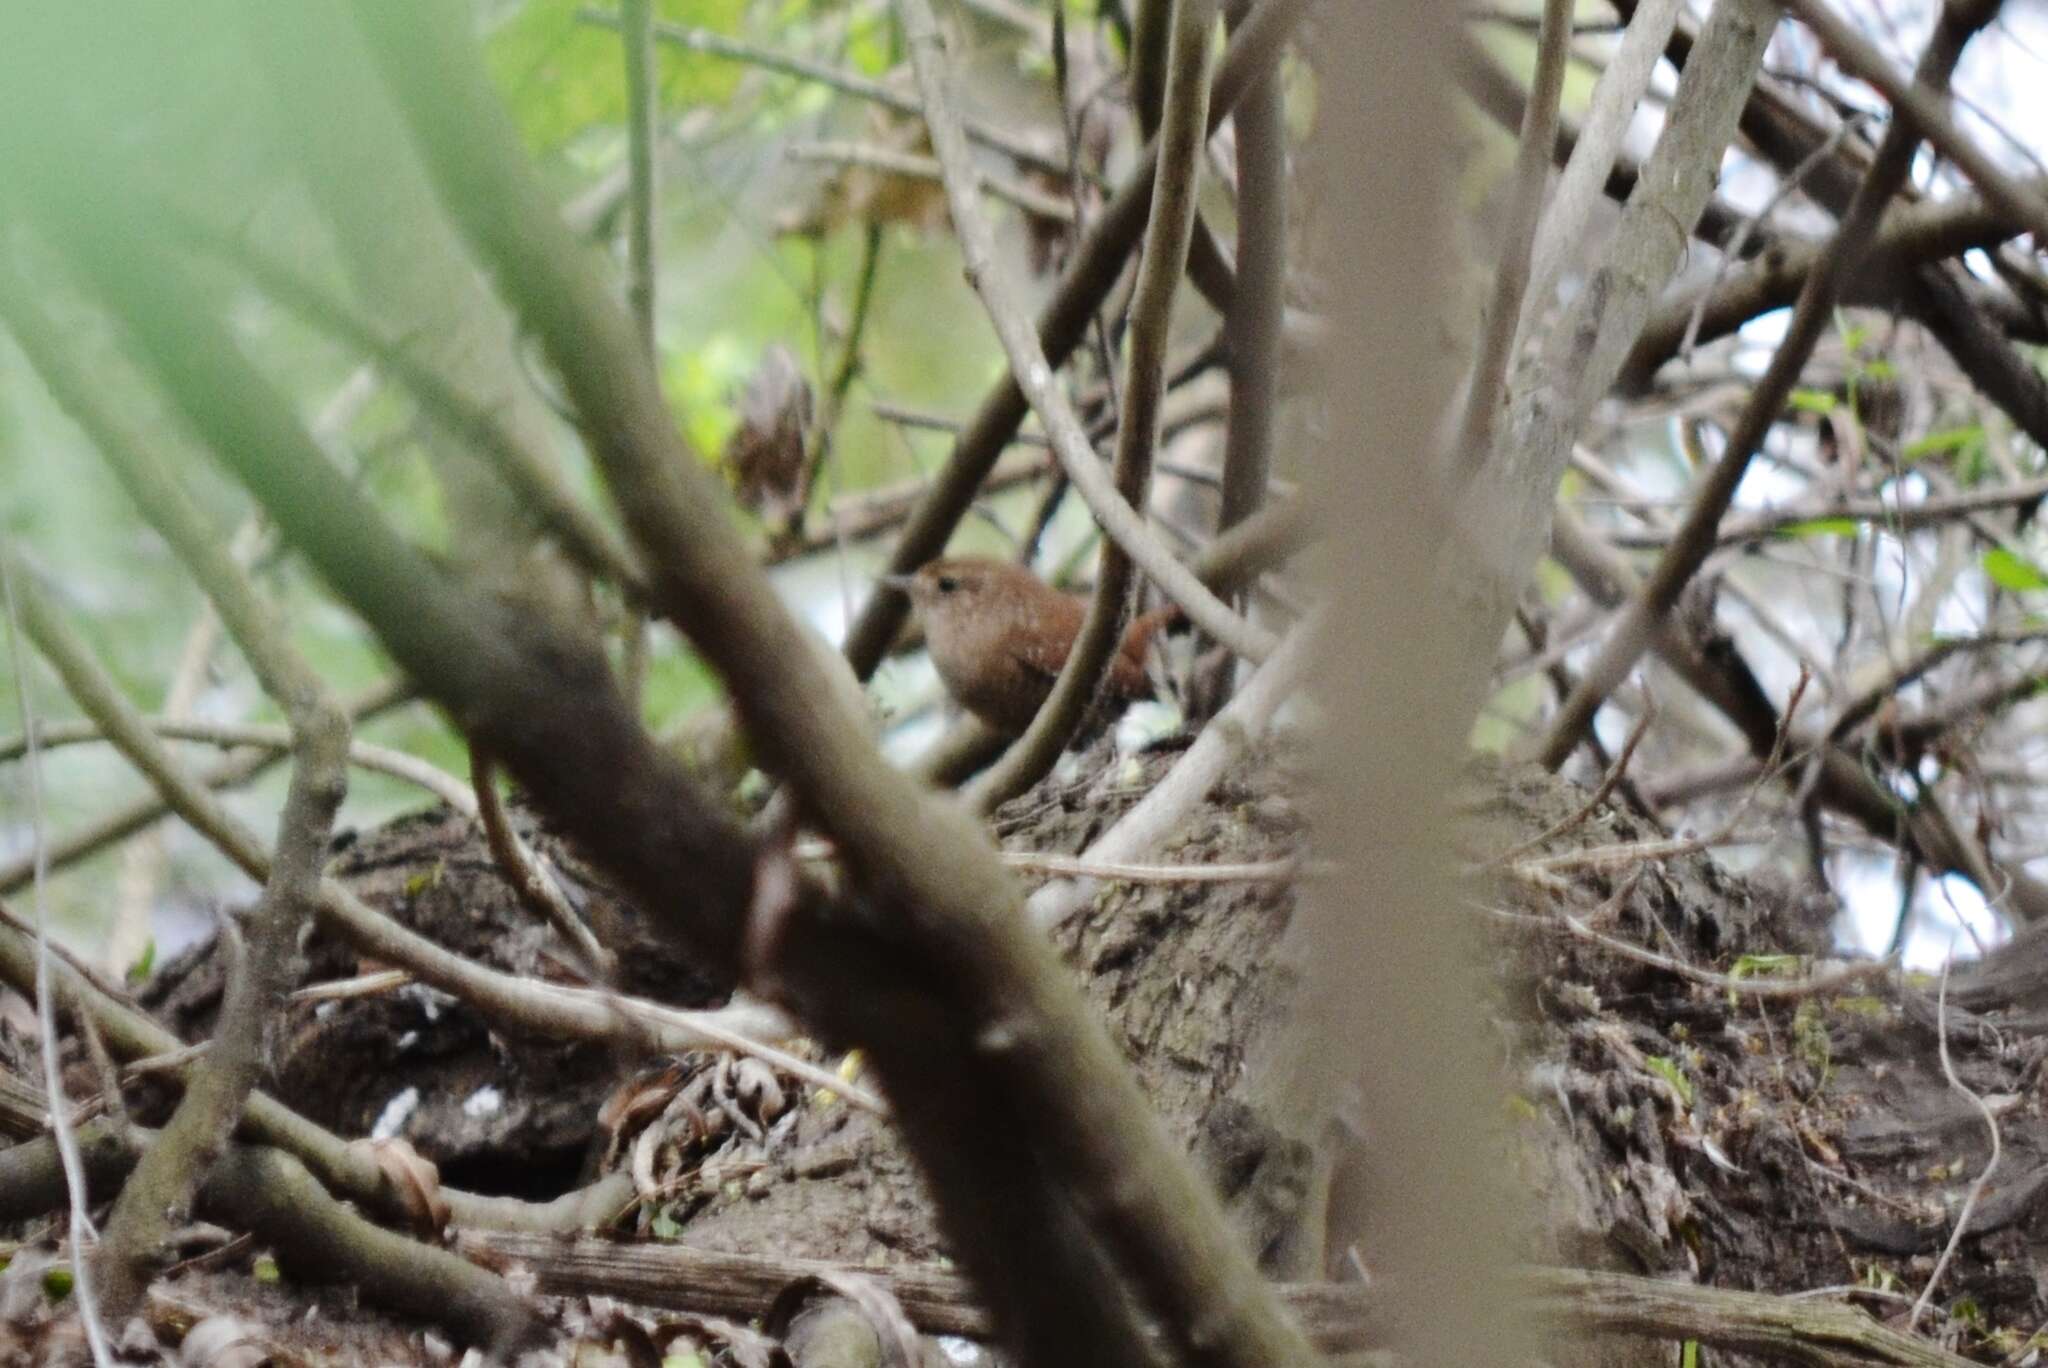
[1,0,1010,959]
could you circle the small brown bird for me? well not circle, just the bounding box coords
[882,556,1175,735]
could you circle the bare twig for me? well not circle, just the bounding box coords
[581,6,1073,180]
[964,0,1220,812]
[839,0,1310,678]
[0,550,116,1366]
[1910,955,2002,1331]
[1455,0,1572,469]
[787,141,1075,224]
[1487,901,1894,1000]
[1518,0,1684,337]
[896,0,1275,669]
[1004,851,1306,883]
[471,751,617,982]
[1,718,475,815]
[0,680,412,898]
[1026,613,1320,931]
[1217,0,1286,538]
[1494,703,1655,863]
[1533,0,1998,768]
[1784,0,2048,248]
[1606,472,2048,550]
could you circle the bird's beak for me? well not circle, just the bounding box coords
[877,573,918,593]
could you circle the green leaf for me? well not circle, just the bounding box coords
[1788,388,1837,415]
[1774,517,1860,539]
[125,938,156,985]
[1728,952,1801,1007]
[41,1266,73,1302]
[650,1205,682,1240]
[1984,547,2048,593]
[485,0,746,153]
[1645,1055,1693,1107]
[253,1254,281,1284]
[1902,425,1983,462]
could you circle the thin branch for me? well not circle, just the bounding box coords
[339,4,1318,1364]
[1455,0,1572,470]
[1485,902,1896,1001]
[471,750,617,982]
[1784,0,2048,248]
[1026,612,1320,931]
[581,6,1074,180]
[1004,850,1306,883]
[1910,957,2001,1331]
[787,141,1075,224]
[1532,0,1997,768]
[1128,0,1170,138]
[620,0,657,357]
[0,680,412,899]
[1216,0,1286,535]
[0,718,475,815]
[1518,0,1684,333]
[0,552,116,1367]
[896,0,1277,668]
[1605,471,2048,550]
[964,0,1221,811]
[768,447,1054,564]
[839,0,1311,677]
[791,224,884,529]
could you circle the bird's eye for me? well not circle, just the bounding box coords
[935,575,959,594]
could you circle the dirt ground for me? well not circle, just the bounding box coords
[9,742,2048,1363]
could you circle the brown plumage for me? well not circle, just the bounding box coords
[883,556,1173,735]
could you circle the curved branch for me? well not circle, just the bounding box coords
[894,0,1275,667]
[839,0,1311,676]
[0,682,410,899]
[965,0,1220,811]
[1533,0,1998,768]
[1784,0,2048,248]
[1620,179,2048,390]
[0,718,475,815]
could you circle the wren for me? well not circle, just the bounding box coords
[881,556,1172,735]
